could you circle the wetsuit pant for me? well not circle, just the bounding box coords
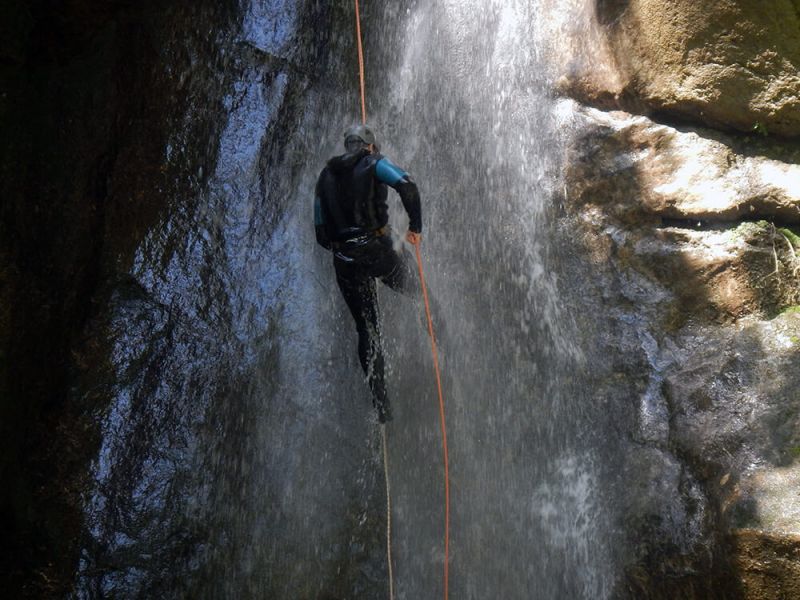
[334,235,418,422]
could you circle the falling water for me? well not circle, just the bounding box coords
[365,1,616,598]
[77,1,626,598]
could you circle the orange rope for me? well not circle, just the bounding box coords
[354,0,367,124]
[414,242,450,600]
[354,3,450,598]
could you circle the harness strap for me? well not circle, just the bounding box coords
[330,225,389,250]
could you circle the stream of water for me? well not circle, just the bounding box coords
[365,2,615,598]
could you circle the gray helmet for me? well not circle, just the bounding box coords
[344,124,376,152]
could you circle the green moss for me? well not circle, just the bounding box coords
[768,305,800,321]
[778,227,800,249]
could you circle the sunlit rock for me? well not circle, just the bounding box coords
[565,106,800,323]
[570,107,800,224]
[731,529,800,600]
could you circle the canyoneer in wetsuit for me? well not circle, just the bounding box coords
[314,124,422,423]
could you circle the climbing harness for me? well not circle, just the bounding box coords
[352,2,451,599]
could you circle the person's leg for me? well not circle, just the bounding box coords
[377,240,419,298]
[378,241,447,344]
[335,260,392,422]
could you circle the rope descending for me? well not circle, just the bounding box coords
[381,424,395,600]
[414,243,450,600]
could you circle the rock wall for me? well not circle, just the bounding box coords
[0,2,245,595]
[558,1,800,597]
[0,1,361,596]
[3,0,403,595]
[3,0,797,596]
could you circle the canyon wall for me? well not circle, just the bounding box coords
[557,1,800,597]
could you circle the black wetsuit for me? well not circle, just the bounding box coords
[314,149,422,422]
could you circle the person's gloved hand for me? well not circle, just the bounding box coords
[406,230,421,245]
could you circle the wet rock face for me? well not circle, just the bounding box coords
[560,111,800,594]
[1,0,244,595]
[663,313,800,533]
[564,0,800,137]
[3,0,388,596]
[557,0,800,597]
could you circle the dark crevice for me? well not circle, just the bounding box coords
[594,0,630,26]
[647,110,800,163]
[1,1,242,596]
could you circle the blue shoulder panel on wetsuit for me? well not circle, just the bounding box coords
[375,157,408,185]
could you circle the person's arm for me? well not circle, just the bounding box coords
[375,157,422,234]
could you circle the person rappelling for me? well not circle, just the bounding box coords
[314,124,423,423]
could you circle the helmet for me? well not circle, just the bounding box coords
[344,124,376,152]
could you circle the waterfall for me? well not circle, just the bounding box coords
[77,1,626,598]
[366,1,616,598]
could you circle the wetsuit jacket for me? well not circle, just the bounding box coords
[314,149,421,249]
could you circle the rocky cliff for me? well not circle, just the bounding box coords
[558,1,800,597]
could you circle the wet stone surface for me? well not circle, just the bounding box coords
[2,1,389,597]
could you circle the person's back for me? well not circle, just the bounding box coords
[315,149,392,245]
